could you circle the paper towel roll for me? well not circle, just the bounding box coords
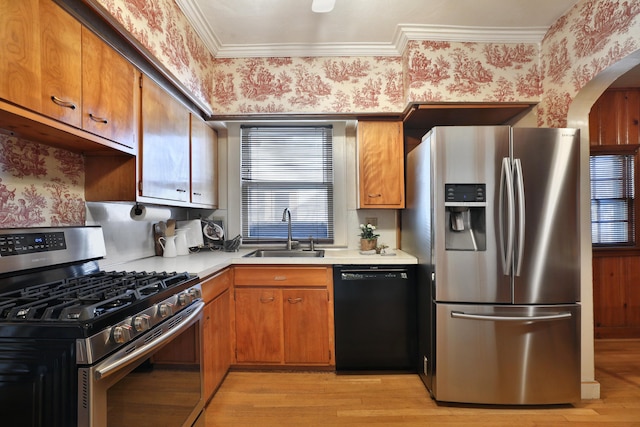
[129,204,171,222]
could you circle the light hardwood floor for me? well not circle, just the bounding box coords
[203,339,640,426]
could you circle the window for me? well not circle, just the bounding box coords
[590,146,639,249]
[240,125,334,244]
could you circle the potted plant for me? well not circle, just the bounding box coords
[359,223,379,251]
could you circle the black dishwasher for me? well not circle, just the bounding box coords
[333,265,417,373]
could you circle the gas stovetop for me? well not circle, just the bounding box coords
[0,270,195,323]
[0,226,202,364]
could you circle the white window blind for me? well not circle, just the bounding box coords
[590,153,635,246]
[240,125,334,244]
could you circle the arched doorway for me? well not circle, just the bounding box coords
[566,49,640,400]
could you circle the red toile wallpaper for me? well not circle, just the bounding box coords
[211,56,406,113]
[404,41,541,103]
[539,0,640,127]
[0,134,85,228]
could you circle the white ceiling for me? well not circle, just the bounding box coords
[176,0,581,58]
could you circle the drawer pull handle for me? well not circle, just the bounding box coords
[89,113,108,124]
[259,296,275,303]
[176,188,187,193]
[367,193,382,198]
[273,276,287,281]
[50,95,76,110]
[287,298,303,304]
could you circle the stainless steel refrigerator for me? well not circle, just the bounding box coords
[401,125,581,405]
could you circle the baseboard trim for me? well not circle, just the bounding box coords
[581,381,601,399]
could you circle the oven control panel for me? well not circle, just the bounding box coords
[0,232,66,256]
[0,227,106,274]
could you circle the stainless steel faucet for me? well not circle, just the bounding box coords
[282,208,294,250]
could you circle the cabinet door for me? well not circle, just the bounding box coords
[82,27,136,149]
[0,0,41,111]
[203,289,231,401]
[39,0,82,128]
[283,289,330,364]
[190,115,218,207]
[234,288,282,363]
[357,121,405,208]
[140,74,190,202]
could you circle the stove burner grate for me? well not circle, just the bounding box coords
[0,271,192,322]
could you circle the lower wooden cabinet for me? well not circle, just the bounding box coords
[233,266,334,367]
[203,289,231,400]
[201,268,232,401]
[283,288,331,364]
[234,288,283,363]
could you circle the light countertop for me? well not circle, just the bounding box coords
[103,247,417,279]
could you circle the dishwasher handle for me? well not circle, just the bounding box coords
[339,270,410,281]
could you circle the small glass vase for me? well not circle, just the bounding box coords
[360,238,377,251]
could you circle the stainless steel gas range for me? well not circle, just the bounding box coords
[0,226,205,427]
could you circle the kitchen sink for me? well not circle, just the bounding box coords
[243,249,325,258]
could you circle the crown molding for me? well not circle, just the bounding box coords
[177,0,547,59]
[175,0,222,56]
[398,24,547,44]
[214,42,403,59]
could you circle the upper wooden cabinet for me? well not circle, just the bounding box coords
[138,74,218,207]
[0,0,81,126]
[190,115,218,208]
[0,0,136,154]
[0,0,42,113]
[81,27,137,149]
[0,0,82,127]
[357,121,405,208]
[39,0,82,128]
[140,74,191,203]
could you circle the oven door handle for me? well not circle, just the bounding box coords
[94,301,204,380]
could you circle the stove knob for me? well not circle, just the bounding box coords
[189,287,201,299]
[158,303,173,318]
[177,292,189,307]
[112,325,132,344]
[133,314,151,332]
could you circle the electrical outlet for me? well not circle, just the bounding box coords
[365,217,378,227]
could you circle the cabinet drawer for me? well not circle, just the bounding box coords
[234,266,330,287]
[201,268,231,303]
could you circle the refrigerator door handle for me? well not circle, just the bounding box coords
[514,158,525,276]
[451,311,572,322]
[499,157,515,275]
